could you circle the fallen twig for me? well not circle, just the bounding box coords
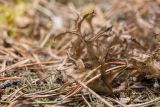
[0,59,30,74]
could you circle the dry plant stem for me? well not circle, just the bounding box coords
[3,84,59,101]
[88,26,112,42]
[3,86,27,101]
[7,100,21,107]
[35,2,53,18]
[65,85,82,98]
[19,60,58,67]
[107,97,127,107]
[83,61,126,82]
[0,47,20,59]
[82,65,101,82]
[24,88,60,96]
[100,60,113,95]
[9,86,27,101]
[82,95,92,107]
[59,82,73,91]
[23,87,74,99]
[0,59,29,74]
[57,56,67,70]
[76,80,114,107]
[12,46,27,58]
[105,61,126,65]
[128,97,160,107]
[0,77,23,81]
[77,13,94,32]
[40,28,54,48]
[86,65,126,85]
[24,91,67,98]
